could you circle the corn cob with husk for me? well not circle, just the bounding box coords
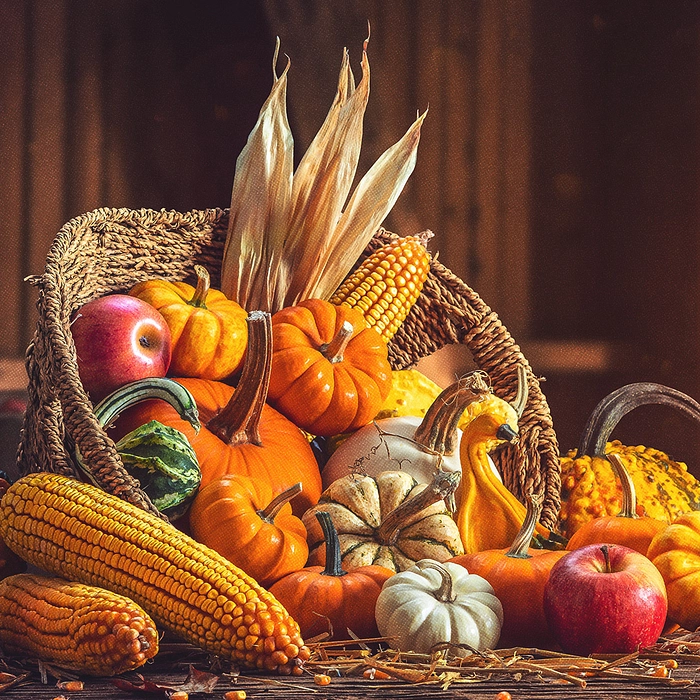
[0,573,158,676]
[330,231,432,341]
[0,472,310,674]
[220,36,427,314]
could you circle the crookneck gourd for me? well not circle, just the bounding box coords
[558,383,700,540]
[455,366,558,553]
[302,469,464,573]
[78,377,202,519]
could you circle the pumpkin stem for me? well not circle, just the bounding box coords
[413,371,490,455]
[510,365,529,419]
[316,510,347,577]
[416,560,455,603]
[607,453,638,519]
[506,491,543,559]
[258,482,303,523]
[320,321,354,364]
[577,382,700,458]
[377,470,461,546]
[207,311,271,446]
[188,265,211,308]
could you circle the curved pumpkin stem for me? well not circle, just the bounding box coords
[416,560,454,603]
[207,311,271,447]
[607,453,638,519]
[506,492,543,559]
[316,510,347,577]
[377,470,460,546]
[320,321,354,364]
[413,371,490,455]
[258,482,303,523]
[188,265,211,308]
[577,383,700,458]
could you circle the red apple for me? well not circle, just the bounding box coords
[71,294,172,403]
[543,543,667,656]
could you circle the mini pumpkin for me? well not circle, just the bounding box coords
[189,476,309,588]
[130,265,248,380]
[268,298,392,436]
[269,511,393,640]
[565,453,666,555]
[303,469,464,573]
[647,511,700,631]
[375,559,503,654]
[450,493,566,649]
[110,311,322,517]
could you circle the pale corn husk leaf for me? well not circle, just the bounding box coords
[299,108,428,303]
[220,40,293,312]
[276,45,370,310]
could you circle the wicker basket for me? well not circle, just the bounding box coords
[18,207,562,528]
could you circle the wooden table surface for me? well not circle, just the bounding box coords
[0,641,698,700]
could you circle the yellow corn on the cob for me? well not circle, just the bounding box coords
[0,572,158,676]
[330,232,432,342]
[0,473,310,674]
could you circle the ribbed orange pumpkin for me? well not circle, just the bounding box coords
[189,476,309,588]
[450,494,565,649]
[268,299,392,436]
[111,312,322,517]
[129,265,248,380]
[269,511,394,640]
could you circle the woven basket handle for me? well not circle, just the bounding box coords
[366,231,562,530]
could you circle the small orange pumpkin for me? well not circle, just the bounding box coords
[450,493,565,649]
[566,453,666,555]
[189,476,309,588]
[130,265,248,380]
[268,299,392,436]
[111,311,322,517]
[269,511,394,640]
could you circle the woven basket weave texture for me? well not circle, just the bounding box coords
[18,207,562,528]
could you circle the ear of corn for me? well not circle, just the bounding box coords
[0,572,158,676]
[0,473,310,674]
[329,231,432,342]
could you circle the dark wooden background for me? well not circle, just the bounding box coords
[1,0,700,471]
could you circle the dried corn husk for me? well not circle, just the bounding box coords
[220,38,425,314]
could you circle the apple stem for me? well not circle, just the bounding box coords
[607,453,639,519]
[188,265,211,308]
[206,311,270,447]
[506,491,543,559]
[601,544,612,573]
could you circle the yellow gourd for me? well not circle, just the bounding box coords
[559,383,700,540]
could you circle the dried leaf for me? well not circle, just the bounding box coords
[304,108,427,302]
[111,666,219,697]
[220,37,293,312]
[281,42,370,308]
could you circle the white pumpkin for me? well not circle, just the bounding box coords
[375,559,503,654]
[322,373,493,489]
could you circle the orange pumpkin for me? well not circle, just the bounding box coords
[269,511,393,640]
[450,493,566,649]
[111,311,322,517]
[189,476,309,588]
[129,265,248,380]
[566,453,666,556]
[268,299,392,436]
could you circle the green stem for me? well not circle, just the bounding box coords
[607,453,638,519]
[506,492,543,559]
[316,511,346,577]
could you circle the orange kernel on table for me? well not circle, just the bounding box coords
[664,659,679,669]
[56,680,85,691]
[314,674,332,686]
[363,668,391,680]
[224,692,247,700]
[652,666,670,678]
[170,692,189,700]
[494,692,512,700]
